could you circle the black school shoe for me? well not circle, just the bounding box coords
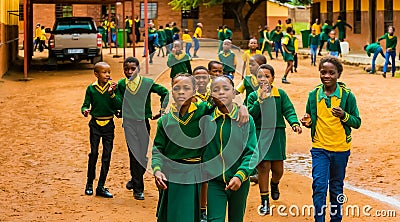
[270,180,280,200]
[126,180,134,190]
[85,183,93,196]
[282,78,290,84]
[258,199,270,216]
[96,187,113,198]
[134,192,145,200]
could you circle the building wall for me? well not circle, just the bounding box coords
[1,0,19,78]
[266,1,288,29]
[289,7,311,23]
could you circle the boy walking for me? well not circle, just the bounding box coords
[218,39,237,80]
[81,62,120,198]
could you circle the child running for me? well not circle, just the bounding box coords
[300,57,361,222]
[326,30,341,58]
[167,40,192,79]
[242,38,262,78]
[115,57,169,200]
[378,26,397,78]
[282,27,296,84]
[247,64,302,215]
[236,54,267,104]
[203,75,259,222]
[81,62,120,198]
[218,39,237,80]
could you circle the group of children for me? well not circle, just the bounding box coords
[81,46,361,222]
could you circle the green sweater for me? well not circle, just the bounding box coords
[270,30,283,43]
[283,34,295,52]
[218,50,236,73]
[167,53,192,78]
[152,102,214,172]
[157,29,166,46]
[327,39,341,53]
[164,28,173,42]
[116,76,169,119]
[218,30,224,41]
[320,24,332,41]
[378,33,398,51]
[242,75,259,105]
[172,26,180,34]
[365,42,381,57]
[81,82,120,118]
[247,88,299,130]
[202,106,258,183]
[305,82,361,143]
[309,34,320,46]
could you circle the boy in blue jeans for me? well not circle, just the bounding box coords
[309,28,320,66]
[364,42,387,74]
[379,26,397,78]
[301,57,361,222]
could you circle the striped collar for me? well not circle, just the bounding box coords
[92,81,111,94]
[170,102,198,114]
[212,104,238,120]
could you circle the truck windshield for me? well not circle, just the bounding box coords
[55,20,95,31]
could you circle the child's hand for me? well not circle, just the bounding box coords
[332,107,345,118]
[226,177,242,191]
[292,125,302,134]
[300,113,311,127]
[108,82,117,94]
[83,109,90,117]
[154,171,168,190]
[236,104,249,127]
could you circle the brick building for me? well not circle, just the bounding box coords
[19,0,268,44]
[311,0,400,52]
[1,0,19,77]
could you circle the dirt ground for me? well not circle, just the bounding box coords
[0,47,399,221]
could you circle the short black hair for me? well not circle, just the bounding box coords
[211,75,235,88]
[286,27,293,34]
[159,25,163,29]
[123,57,140,67]
[172,73,196,88]
[166,23,170,27]
[193,66,208,75]
[257,64,275,77]
[319,56,343,76]
[208,61,223,71]
[364,45,368,50]
[251,54,267,65]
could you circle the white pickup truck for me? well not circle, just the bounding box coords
[48,17,102,65]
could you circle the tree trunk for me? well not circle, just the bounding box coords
[230,0,266,40]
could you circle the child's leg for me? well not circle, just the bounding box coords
[284,60,293,79]
[278,42,284,55]
[274,42,279,58]
[257,161,271,215]
[227,180,250,222]
[371,49,381,73]
[207,180,228,221]
[391,51,396,76]
[311,148,331,222]
[87,119,101,183]
[200,182,208,220]
[266,44,273,59]
[318,41,325,55]
[294,54,298,71]
[98,120,115,188]
[193,38,200,57]
[328,150,350,222]
[383,51,390,77]
[270,160,284,200]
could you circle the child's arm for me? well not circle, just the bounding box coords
[166,53,174,68]
[378,33,386,41]
[280,90,302,133]
[246,91,261,120]
[308,35,311,48]
[345,22,353,30]
[152,119,168,189]
[235,80,245,95]
[151,83,170,119]
[81,86,92,117]
[333,92,361,129]
[300,92,312,128]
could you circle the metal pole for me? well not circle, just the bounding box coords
[23,0,28,78]
[108,4,111,54]
[144,0,148,74]
[115,2,118,56]
[131,0,135,57]
[122,0,126,60]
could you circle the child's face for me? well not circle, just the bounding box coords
[209,63,223,78]
[388,27,394,35]
[312,29,316,35]
[222,41,231,52]
[193,69,210,92]
[172,76,196,107]
[256,68,274,86]
[173,42,182,53]
[123,62,138,79]
[95,65,111,85]
[211,78,235,107]
[320,62,340,88]
[329,31,336,39]
[249,57,261,75]
[248,39,258,50]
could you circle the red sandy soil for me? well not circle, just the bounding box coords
[0,48,399,221]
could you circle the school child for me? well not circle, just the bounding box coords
[285,18,294,29]
[326,30,341,58]
[125,16,133,46]
[318,20,332,56]
[309,29,320,66]
[364,42,387,74]
[261,26,274,60]
[282,27,296,84]
[164,23,173,54]
[242,38,262,78]
[333,16,352,42]
[247,64,302,215]
[378,26,397,78]
[171,22,180,41]
[157,26,167,57]
[193,23,203,58]
[167,40,192,79]
[300,56,361,222]
[152,74,250,222]
[81,62,120,198]
[193,66,212,104]
[217,26,225,53]
[40,26,48,50]
[223,25,233,40]
[208,60,224,79]
[115,57,169,200]
[218,39,237,80]
[311,18,322,35]
[236,54,267,105]
[34,23,42,52]
[203,76,259,222]
[182,29,193,58]
[270,26,284,59]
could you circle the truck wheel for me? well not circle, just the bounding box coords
[91,54,103,64]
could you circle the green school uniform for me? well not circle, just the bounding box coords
[81,81,120,118]
[270,30,283,43]
[305,82,361,145]
[172,26,180,35]
[309,34,320,46]
[164,27,173,44]
[320,23,332,42]
[365,42,381,57]
[327,38,341,53]
[261,30,273,59]
[116,76,169,119]
[333,20,351,40]
[258,29,264,45]
[152,102,214,222]
[167,52,192,79]
[247,87,299,160]
[378,33,398,51]
[157,29,166,46]
[218,50,237,74]
[202,105,258,222]
[224,28,233,40]
[282,34,295,62]
[236,75,259,105]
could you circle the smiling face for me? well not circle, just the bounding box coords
[320,62,340,88]
[256,68,274,86]
[94,64,111,86]
[211,77,235,108]
[329,30,336,39]
[248,39,258,50]
[172,76,196,107]
[123,62,139,79]
[193,69,210,93]
[209,63,223,78]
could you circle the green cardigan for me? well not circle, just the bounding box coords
[305,82,361,143]
[167,53,192,78]
[378,33,398,51]
[81,82,120,118]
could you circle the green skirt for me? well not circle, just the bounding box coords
[256,128,286,161]
[283,52,294,62]
[156,182,201,222]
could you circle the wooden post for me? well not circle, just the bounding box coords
[131,0,135,57]
[108,4,111,54]
[122,0,126,60]
[23,0,28,78]
[144,0,148,74]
